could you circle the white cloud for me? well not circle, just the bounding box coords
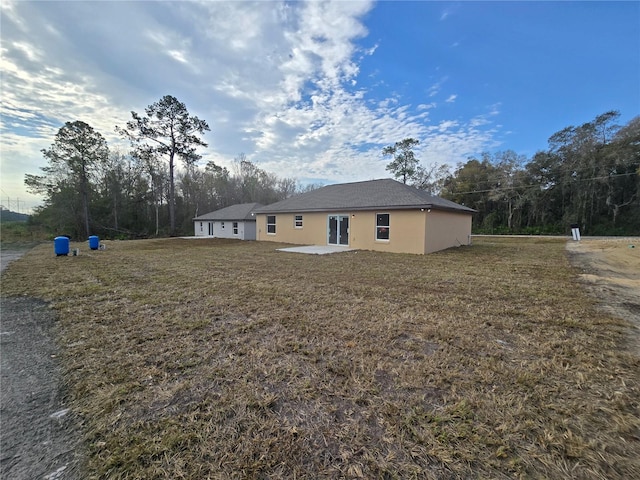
[417,103,436,111]
[427,77,448,98]
[0,0,503,212]
[439,5,459,22]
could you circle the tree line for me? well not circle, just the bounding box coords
[26,100,638,239]
[384,111,639,235]
[25,95,306,239]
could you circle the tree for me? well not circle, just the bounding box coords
[487,151,527,230]
[418,111,637,235]
[546,110,623,232]
[382,138,420,184]
[411,162,450,194]
[441,157,498,230]
[204,161,234,207]
[94,150,149,236]
[602,115,640,228]
[134,147,170,236]
[231,154,297,204]
[29,121,109,237]
[117,95,210,236]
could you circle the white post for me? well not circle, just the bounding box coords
[570,224,581,241]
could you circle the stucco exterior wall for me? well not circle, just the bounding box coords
[195,220,208,237]
[423,209,472,254]
[256,209,472,254]
[350,210,427,254]
[256,212,327,245]
[256,210,437,254]
[193,220,256,240]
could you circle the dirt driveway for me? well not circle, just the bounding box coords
[1,248,82,480]
[566,237,640,354]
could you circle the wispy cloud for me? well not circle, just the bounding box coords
[427,77,449,98]
[0,0,502,210]
[439,5,458,22]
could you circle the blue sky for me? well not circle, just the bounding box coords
[1,1,638,213]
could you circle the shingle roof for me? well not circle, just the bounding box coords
[193,202,264,221]
[253,179,475,214]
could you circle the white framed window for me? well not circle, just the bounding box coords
[221,221,225,229]
[200,222,203,232]
[294,214,303,228]
[267,215,276,234]
[233,222,239,235]
[376,213,390,240]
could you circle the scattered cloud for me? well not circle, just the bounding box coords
[439,5,459,22]
[427,77,448,98]
[0,0,503,211]
[417,103,436,111]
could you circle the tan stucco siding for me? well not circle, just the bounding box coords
[350,210,426,254]
[256,212,327,245]
[256,210,428,254]
[257,210,471,254]
[424,210,472,254]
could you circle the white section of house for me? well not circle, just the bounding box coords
[194,220,253,240]
[193,203,262,241]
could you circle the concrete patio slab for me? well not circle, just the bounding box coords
[277,245,355,255]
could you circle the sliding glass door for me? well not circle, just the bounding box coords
[328,215,349,245]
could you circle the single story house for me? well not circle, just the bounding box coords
[252,179,475,254]
[193,202,263,240]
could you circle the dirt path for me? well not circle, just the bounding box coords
[566,237,640,355]
[0,251,26,273]
[1,249,83,480]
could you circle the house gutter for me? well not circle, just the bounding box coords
[253,205,476,215]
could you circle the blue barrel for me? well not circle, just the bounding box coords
[54,236,70,256]
[88,235,99,250]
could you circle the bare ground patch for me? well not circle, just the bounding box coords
[1,246,83,479]
[0,296,83,480]
[566,237,640,355]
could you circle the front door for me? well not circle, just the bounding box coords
[328,215,349,245]
[208,222,214,236]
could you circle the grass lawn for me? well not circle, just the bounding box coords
[2,237,639,479]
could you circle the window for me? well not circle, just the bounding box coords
[267,215,276,234]
[221,221,225,229]
[200,222,203,232]
[376,213,390,240]
[233,222,238,235]
[294,214,303,228]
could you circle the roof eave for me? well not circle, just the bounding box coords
[254,204,475,214]
[193,217,257,221]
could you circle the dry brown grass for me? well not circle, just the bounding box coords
[2,237,639,479]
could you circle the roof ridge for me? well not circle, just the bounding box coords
[253,179,474,214]
[323,178,395,187]
[193,202,265,221]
